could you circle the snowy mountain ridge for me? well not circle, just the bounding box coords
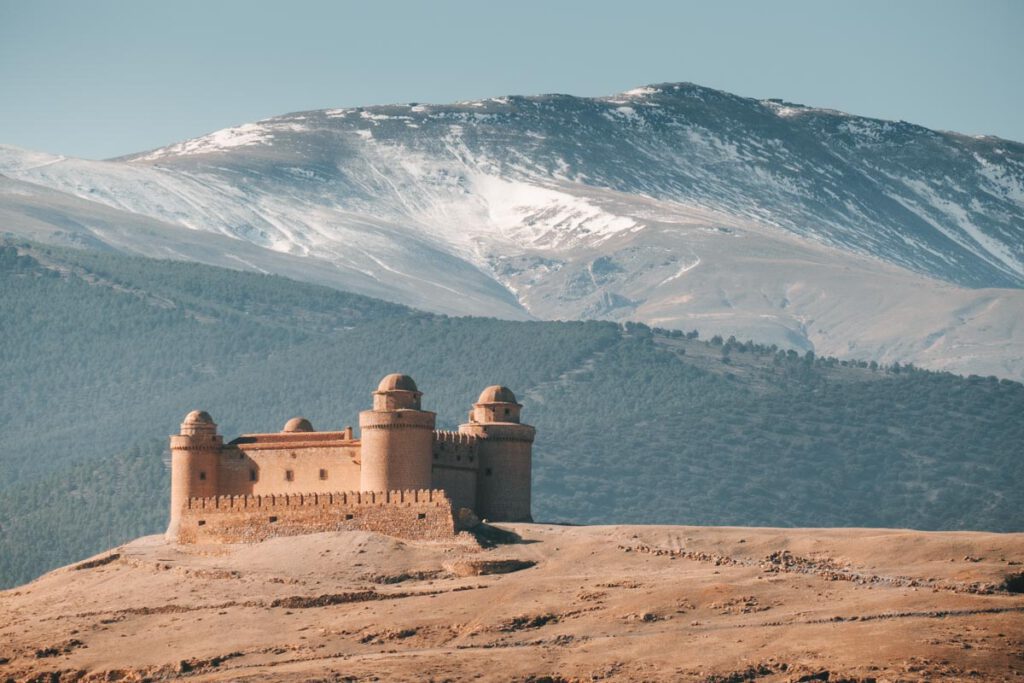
[1,82,1023,378]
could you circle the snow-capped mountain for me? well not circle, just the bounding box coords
[2,83,1023,377]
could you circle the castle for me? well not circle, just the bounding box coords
[167,374,535,543]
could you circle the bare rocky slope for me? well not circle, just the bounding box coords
[1,524,1022,681]
[2,82,1023,378]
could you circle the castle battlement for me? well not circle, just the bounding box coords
[167,375,534,544]
[433,430,480,446]
[177,488,457,544]
[186,488,448,511]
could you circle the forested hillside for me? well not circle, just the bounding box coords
[1,241,1021,587]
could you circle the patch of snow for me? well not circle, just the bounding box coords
[0,146,67,172]
[135,123,273,161]
[658,256,701,285]
[974,153,1024,205]
[222,254,271,274]
[683,127,744,163]
[764,100,852,121]
[359,111,398,122]
[901,177,1024,277]
[773,105,804,118]
[472,175,638,249]
[621,86,659,98]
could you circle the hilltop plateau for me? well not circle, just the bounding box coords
[1,524,1022,681]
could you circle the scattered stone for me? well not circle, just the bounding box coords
[499,613,559,632]
[271,591,385,608]
[363,569,445,584]
[444,559,535,576]
[71,553,121,571]
[34,639,83,658]
[796,671,830,682]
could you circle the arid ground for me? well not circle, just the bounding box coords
[1,524,1022,682]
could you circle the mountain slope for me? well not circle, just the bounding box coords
[1,82,1023,378]
[0,172,528,319]
[1,243,1021,587]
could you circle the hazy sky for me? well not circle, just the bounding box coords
[1,0,1021,159]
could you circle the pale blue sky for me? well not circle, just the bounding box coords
[1,0,1021,159]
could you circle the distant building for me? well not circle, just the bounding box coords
[166,374,535,543]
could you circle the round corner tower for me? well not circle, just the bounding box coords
[459,385,535,522]
[167,410,223,540]
[358,374,436,492]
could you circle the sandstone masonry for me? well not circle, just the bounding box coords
[167,375,535,543]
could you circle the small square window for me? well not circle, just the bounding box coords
[197,520,206,526]
[504,408,510,416]
[485,468,493,476]
[268,516,278,523]
[345,513,354,520]
[285,470,294,482]
[319,469,328,480]
[198,471,206,481]
[417,513,426,520]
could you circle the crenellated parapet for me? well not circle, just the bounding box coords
[433,430,480,446]
[176,489,458,543]
[432,430,481,470]
[468,430,535,443]
[186,488,447,510]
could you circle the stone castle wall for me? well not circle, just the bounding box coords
[431,430,480,513]
[177,489,456,543]
[359,409,436,492]
[461,422,535,522]
[218,437,362,496]
[168,376,534,543]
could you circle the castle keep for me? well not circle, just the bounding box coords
[167,374,535,543]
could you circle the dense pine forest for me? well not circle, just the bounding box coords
[1,241,1021,588]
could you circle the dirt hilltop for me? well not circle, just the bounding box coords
[1,524,1022,682]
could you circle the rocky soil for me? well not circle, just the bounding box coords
[1,524,1022,681]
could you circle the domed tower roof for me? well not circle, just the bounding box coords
[179,409,218,437]
[183,409,214,425]
[282,417,314,433]
[477,385,518,404]
[371,373,424,411]
[377,373,419,393]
